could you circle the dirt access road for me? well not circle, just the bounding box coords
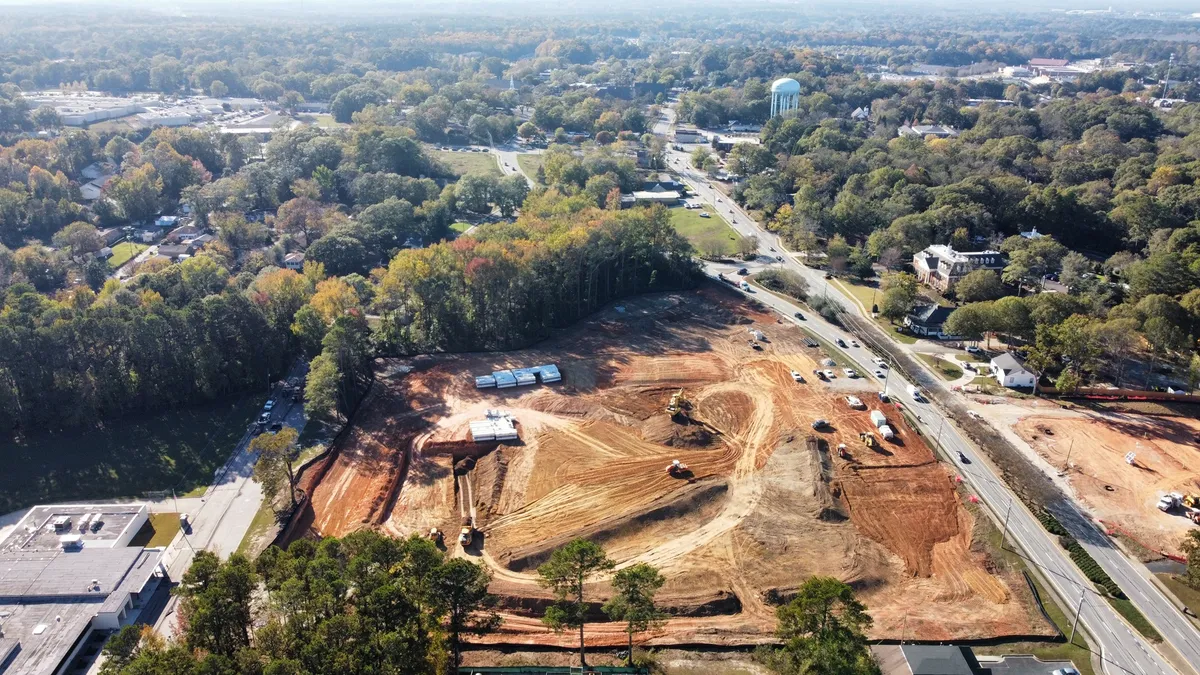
[296,287,1052,647]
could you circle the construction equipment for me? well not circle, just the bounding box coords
[666,459,691,478]
[1182,494,1199,509]
[666,389,691,418]
[459,518,473,547]
[859,432,878,450]
[1189,511,1200,525]
[837,443,849,459]
[1158,494,1181,512]
[427,528,444,546]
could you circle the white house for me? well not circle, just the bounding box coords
[284,252,306,271]
[991,353,1036,389]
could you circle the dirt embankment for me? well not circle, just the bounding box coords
[299,288,1053,647]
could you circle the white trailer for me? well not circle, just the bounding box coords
[878,424,895,440]
[869,410,887,428]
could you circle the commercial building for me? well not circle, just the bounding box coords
[912,244,1005,293]
[0,503,168,675]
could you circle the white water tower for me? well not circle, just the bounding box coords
[770,77,801,118]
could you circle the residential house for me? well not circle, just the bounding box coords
[991,353,1037,388]
[850,106,870,121]
[98,227,125,246]
[1019,226,1045,240]
[156,244,192,260]
[898,124,959,139]
[912,244,1005,293]
[155,215,179,229]
[284,252,306,271]
[903,304,959,339]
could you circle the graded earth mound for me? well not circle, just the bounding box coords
[298,287,1053,646]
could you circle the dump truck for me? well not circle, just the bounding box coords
[459,517,474,547]
[427,528,444,546]
[859,432,878,450]
[869,410,888,428]
[878,424,895,441]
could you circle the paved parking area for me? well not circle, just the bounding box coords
[981,655,1077,675]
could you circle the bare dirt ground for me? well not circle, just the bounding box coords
[1014,409,1200,558]
[298,287,1051,646]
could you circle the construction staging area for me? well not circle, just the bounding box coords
[296,287,1053,646]
[1014,407,1200,558]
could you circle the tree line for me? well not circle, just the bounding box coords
[101,531,880,675]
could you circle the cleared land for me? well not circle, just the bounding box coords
[296,287,1051,647]
[108,241,148,268]
[0,396,260,513]
[670,207,739,257]
[433,149,502,178]
[516,153,545,181]
[1015,410,1200,557]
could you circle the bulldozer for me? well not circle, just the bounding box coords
[859,432,879,450]
[666,389,691,419]
[666,459,692,478]
[1182,494,1199,509]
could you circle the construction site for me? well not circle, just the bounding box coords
[1013,406,1200,559]
[294,287,1053,647]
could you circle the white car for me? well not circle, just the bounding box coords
[699,212,711,218]
[873,369,886,379]
[966,345,982,354]
[1052,669,1080,675]
[822,369,836,379]
[843,368,858,378]
[790,370,804,383]
[872,357,887,368]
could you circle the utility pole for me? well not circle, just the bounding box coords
[1063,438,1075,472]
[1069,591,1086,644]
[1000,498,1013,548]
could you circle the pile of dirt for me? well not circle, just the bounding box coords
[640,415,719,448]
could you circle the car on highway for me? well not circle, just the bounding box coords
[737,268,748,275]
[775,255,783,261]
[716,197,722,202]
[835,338,847,347]
[873,369,886,379]
[850,340,860,347]
[263,399,276,412]
[257,412,271,426]
[872,357,888,368]
[794,311,804,320]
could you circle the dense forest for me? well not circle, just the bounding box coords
[1,4,1200,432]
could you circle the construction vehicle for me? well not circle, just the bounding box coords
[427,528,444,546]
[1189,511,1200,525]
[1158,494,1182,512]
[666,389,690,418]
[666,459,691,478]
[859,432,878,450]
[837,443,849,459]
[1183,494,1199,509]
[459,518,473,547]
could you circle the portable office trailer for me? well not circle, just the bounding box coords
[537,364,562,383]
[511,368,537,386]
[869,410,887,428]
[470,422,497,442]
[493,370,517,388]
[879,425,895,440]
[475,375,497,389]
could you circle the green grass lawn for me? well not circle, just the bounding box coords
[450,222,473,235]
[670,207,739,257]
[298,113,345,129]
[432,149,502,178]
[1158,574,1200,619]
[108,241,148,269]
[128,512,182,548]
[0,395,262,513]
[917,353,964,380]
[828,278,919,344]
[517,153,545,181]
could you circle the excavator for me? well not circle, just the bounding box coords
[859,432,879,450]
[666,389,691,419]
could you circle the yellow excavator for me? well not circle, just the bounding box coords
[859,432,879,450]
[666,389,691,419]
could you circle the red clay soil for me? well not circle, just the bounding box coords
[297,287,1054,647]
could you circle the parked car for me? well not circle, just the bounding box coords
[258,412,271,425]
[843,368,858,378]
[269,422,284,433]
[878,391,890,402]
[965,345,982,354]
[811,419,829,429]
[698,212,711,218]
[263,399,276,412]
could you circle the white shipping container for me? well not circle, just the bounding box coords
[869,410,887,428]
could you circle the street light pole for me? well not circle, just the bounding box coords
[1063,438,1075,472]
[1069,591,1086,644]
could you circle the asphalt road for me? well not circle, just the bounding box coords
[657,105,1200,675]
[153,360,309,637]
